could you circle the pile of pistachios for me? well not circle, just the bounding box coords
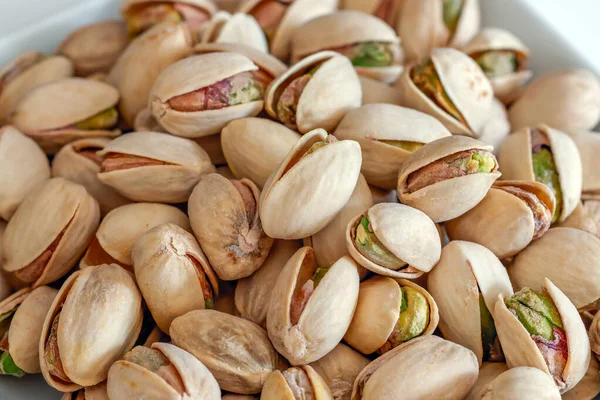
[2,0,600,399]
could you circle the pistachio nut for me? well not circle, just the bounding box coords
[351,335,479,400]
[342,0,403,26]
[264,51,362,133]
[0,52,74,123]
[235,240,301,327]
[557,200,600,237]
[562,355,600,400]
[0,126,51,221]
[55,21,129,76]
[80,202,190,269]
[569,131,600,199]
[221,117,300,188]
[260,129,362,239]
[369,186,397,205]
[267,247,360,365]
[62,382,109,400]
[170,309,280,394]
[478,98,510,151]
[40,264,143,391]
[107,342,220,400]
[261,365,333,400]
[201,11,268,52]
[3,178,100,287]
[498,125,582,222]
[508,69,600,133]
[494,278,590,393]
[397,135,501,222]
[479,366,561,400]
[291,10,403,84]
[334,104,451,189]
[10,78,120,154]
[358,76,404,106]
[223,396,257,400]
[134,107,168,132]
[465,362,508,400]
[446,180,555,259]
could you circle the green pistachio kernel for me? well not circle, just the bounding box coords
[0,309,16,340]
[312,267,329,288]
[354,216,406,270]
[76,107,119,130]
[471,152,496,173]
[378,140,424,152]
[394,286,429,343]
[505,288,563,341]
[0,352,25,377]
[532,148,562,222]
[480,294,503,361]
[229,80,264,106]
[350,42,394,68]
[205,298,214,309]
[474,51,518,78]
[443,0,464,34]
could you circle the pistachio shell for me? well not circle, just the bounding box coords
[561,353,600,400]
[448,0,481,48]
[121,0,217,16]
[466,363,508,400]
[134,108,168,133]
[222,396,257,400]
[261,365,333,400]
[358,76,404,106]
[61,382,109,400]
[569,131,600,197]
[0,126,51,220]
[480,367,561,400]
[557,200,600,237]
[478,98,510,151]
[201,11,268,52]
[341,0,402,26]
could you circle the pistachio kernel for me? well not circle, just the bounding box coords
[290,249,329,325]
[531,129,562,222]
[473,51,519,78]
[378,140,424,152]
[354,215,406,270]
[124,346,185,395]
[443,0,464,34]
[330,41,394,68]
[277,65,321,128]
[380,286,429,353]
[75,107,119,130]
[480,294,503,362]
[0,308,24,377]
[0,352,24,377]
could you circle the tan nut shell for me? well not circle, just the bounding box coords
[201,11,268,52]
[466,363,509,400]
[397,135,501,222]
[351,335,479,400]
[0,126,51,220]
[569,131,600,197]
[427,241,513,365]
[170,309,279,394]
[261,365,333,400]
[334,104,451,189]
[561,355,600,400]
[260,129,362,239]
[121,0,217,17]
[478,98,510,151]
[494,278,590,393]
[446,181,556,259]
[498,125,582,222]
[222,396,257,400]
[40,264,143,391]
[265,52,362,133]
[480,367,561,400]
[358,76,404,106]
[134,108,168,133]
[107,342,221,400]
[557,200,600,237]
[62,382,109,400]
[267,248,360,365]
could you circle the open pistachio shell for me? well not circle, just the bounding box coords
[0,126,51,221]
[260,129,362,239]
[39,264,143,391]
[466,363,509,400]
[267,247,360,365]
[261,365,333,400]
[341,0,402,26]
[479,367,561,400]
[351,335,479,400]
[569,131,600,198]
[264,52,362,133]
[170,309,279,394]
[446,181,555,259]
[498,125,582,222]
[358,76,404,106]
[562,355,600,400]
[494,278,590,393]
[478,98,510,151]
[222,396,257,400]
[334,104,451,189]
[134,108,168,132]
[201,11,268,52]
[397,135,501,222]
[557,200,600,237]
[61,382,109,400]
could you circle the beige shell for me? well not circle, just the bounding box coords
[201,11,268,52]
[222,396,257,400]
[508,227,600,310]
[478,98,510,151]
[0,126,51,220]
[62,382,109,400]
[40,264,143,391]
[557,200,600,237]
[221,118,300,188]
[3,178,100,287]
[562,355,600,400]
[107,342,221,400]
[121,0,217,17]
[260,129,362,239]
[80,202,190,268]
[479,367,561,400]
[358,76,404,106]
[346,203,441,279]
[427,241,513,365]
[341,0,402,25]
[261,365,333,400]
[498,125,582,222]
[170,309,279,394]
[446,181,555,259]
[494,278,590,393]
[334,104,451,189]
[133,108,168,132]
[267,247,360,365]
[569,131,600,198]
[397,135,501,222]
[466,363,509,400]
[508,69,600,133]
[265,51,362,133]
[351,335,479,400]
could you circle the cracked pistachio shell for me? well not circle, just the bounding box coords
[0,52,74,123]
[62,382,109,400]
[508,227,600,310]
[569,131,600,198]
[121,0,217,16]
[170,309,279,394]
[10,78,120,154]
[3,178,100,287]
[80,202,190,268]
[466,363,509,400]
[291,11,403,84]
[478,98,510,151]
[260,129,362,239]
[267,247,360,365]
[351,335,479,400]
[494,278,590,393]
[107,342,220,400]
[427,241,513,365]
[262,365,333,400]
[189,173,273,280]
[480,367,561,400]
[397,135,501,222]
[304,174,373,268]
[358,76,404,106]
[235,240,301,327]
[446,181,555,259]
[265,52,362,133]
[0,126,50,220]
[508,69,600,133]
[498,125,582,222]
[134,108,168,133]
[557,200,600,237]
[561,355,600,400]
[40,264,143,391]
[334,105,451,189]
[97,131,215,203]
[346,203,441,279]
[201,11,268,53]
[221,118,300,189]
[51,137,131,216]
[56,21,129,76]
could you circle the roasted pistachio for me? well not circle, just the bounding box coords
[61,382,109,400]
[569,131,600,199]
[358,76,404,106]
[201,11,267,52]
[478,98,510,151]
[261,365,333,400]
[557,200,600,237]
[341,0,402,26]
[466,363,508,400]
[479,367,561,400]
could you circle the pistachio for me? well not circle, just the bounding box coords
[568,131,600,199]
[133,107,168,132]
[61,382,109,400]
[479,367,561,400]
[261,365,333,400]
[358,76,404,106]
[341,0,402,26]
[557,200,600,237]
[478,98,510,150]
[466,363,508,400]
[201,11,268,52]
